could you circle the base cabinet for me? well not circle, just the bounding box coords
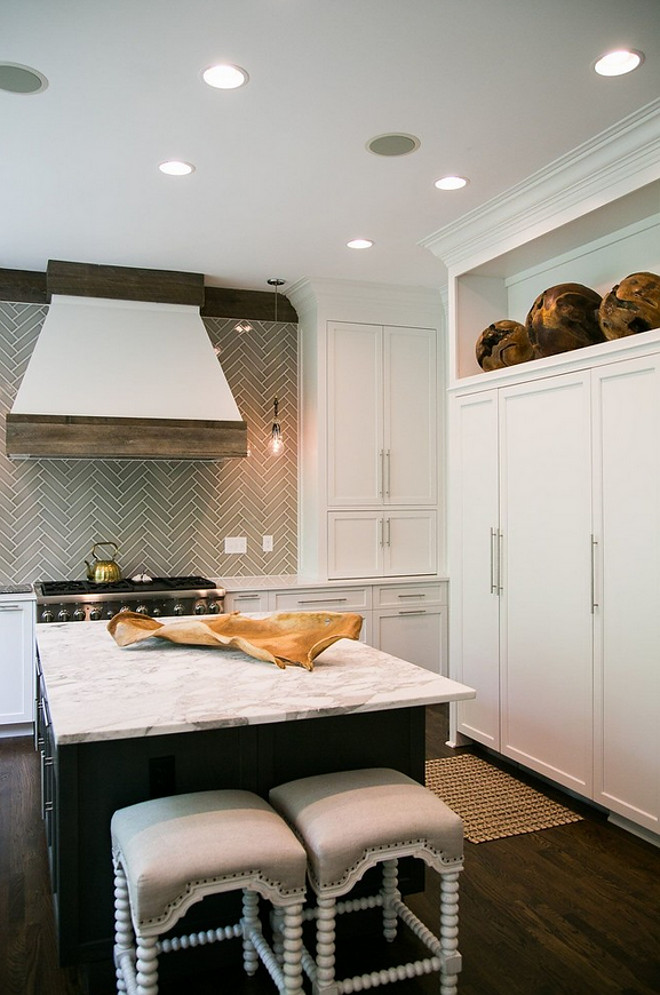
[450,348,660,835]
[0,592,35,730]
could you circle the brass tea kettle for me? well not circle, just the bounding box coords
[85,541,122,583]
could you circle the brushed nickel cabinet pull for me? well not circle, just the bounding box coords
[386,518,392,547]
[379,450,384,498]
[498,530,504,594]
[591,534,599,613]
[298,597,348,605]
[379,518,384,547]
[385,450,391,497]
[490,528,497,594]
[398,609,427,616]
[397,593,426,599]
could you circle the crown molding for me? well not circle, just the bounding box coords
[421,98,660,274]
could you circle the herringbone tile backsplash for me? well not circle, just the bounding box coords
[0,303,298,584]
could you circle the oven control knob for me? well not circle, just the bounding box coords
[193,601,207,615]
[135,604,149,615]
[41,608,54,623]
[151,606,162,617]
[73,607,86,621]
[57,608,71,622]
[89,607,102,621]
[119,605,132,615]
[173,603,185,616]
[105,607,116,619]
[207,601,221,614]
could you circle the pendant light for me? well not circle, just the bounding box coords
[267,278,286,455]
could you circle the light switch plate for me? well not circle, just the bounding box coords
[224,536,247,554]
[262,535,273,552]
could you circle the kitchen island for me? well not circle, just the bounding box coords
[35,616,475,982]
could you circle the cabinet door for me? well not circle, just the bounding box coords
[376,607,446,674]
[383,326,436,505]
[499,373,593,795]
[0,599,35,725]
[327,322,382,506]
[449,390,501,749]
[327,513,383,578]
[384,511,437,576]
[592,356,660,833]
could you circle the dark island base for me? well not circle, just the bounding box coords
[51,706,426,983]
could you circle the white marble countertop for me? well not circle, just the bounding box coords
[36,615,474,746]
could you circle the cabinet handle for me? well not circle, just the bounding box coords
[386,518,391,547]
[385,450,391,497]
[490,528,498,594]
[298,597,348,605]
[379,450,384,498]
[0,604,21,611]
[498,530,504,594]
[397,593,426,599]
[379,518,384,547]
[397,609,427,616]
[235,594,260,601]
[590,535,599,613]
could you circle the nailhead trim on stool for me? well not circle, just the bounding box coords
[269,768,464,995]
[111,789,307,995]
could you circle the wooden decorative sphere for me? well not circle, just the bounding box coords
[525,283,604,358]
[598,272,660,339]
[475,320,534,371]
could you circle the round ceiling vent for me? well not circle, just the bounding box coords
[366,133,420,157]
[0,62,48,94]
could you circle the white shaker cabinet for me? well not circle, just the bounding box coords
[328,510,437,579]
[592,355,660,835]
[0,588,36,733]
[327,322,437,508]
[450,372,594,797]
[373,583,447,675]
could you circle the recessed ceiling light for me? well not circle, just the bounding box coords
[594,49,644,76]
[366,134,420,157]
[434,175,469,190]
[0,61,48,94]
[347,238,374,249]
[158,160,195,176]
[202,64,249,89]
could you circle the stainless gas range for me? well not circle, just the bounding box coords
[34,576,225,623]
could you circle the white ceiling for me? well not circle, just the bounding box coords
[3,0,660,294]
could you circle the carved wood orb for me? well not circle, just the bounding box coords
[475,320,534,371]
[598,271,660,339]
[525,283,604,358]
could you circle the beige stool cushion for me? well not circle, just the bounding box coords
[269,768,463,893]
[111,789,307,929]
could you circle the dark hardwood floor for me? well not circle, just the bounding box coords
[1,706,658,994]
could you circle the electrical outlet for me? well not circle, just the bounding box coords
[262,535,274,552]
[224,536,247,554]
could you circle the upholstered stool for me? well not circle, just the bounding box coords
[111,789,307,994]
[269,768,464,995]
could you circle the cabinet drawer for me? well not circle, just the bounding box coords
[273,587,370,612]
[224,591,272,612]
[374,582,446,609]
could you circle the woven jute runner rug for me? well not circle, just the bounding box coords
[425,754,583,844]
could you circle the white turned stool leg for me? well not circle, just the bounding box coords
[135,935,159,995]
[280,903,304,994]
[313,894,338,994]
[439,871,461,995]
[381,858,399,942]
[113,859,134,993]
[241,888,261,976]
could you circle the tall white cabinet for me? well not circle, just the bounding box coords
[431,99,660,839]
[289,280,443,583]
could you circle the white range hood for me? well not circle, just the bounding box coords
[6,293,248,460]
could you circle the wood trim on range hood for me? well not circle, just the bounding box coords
[5,261,249,461]
[5,414,247,460]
